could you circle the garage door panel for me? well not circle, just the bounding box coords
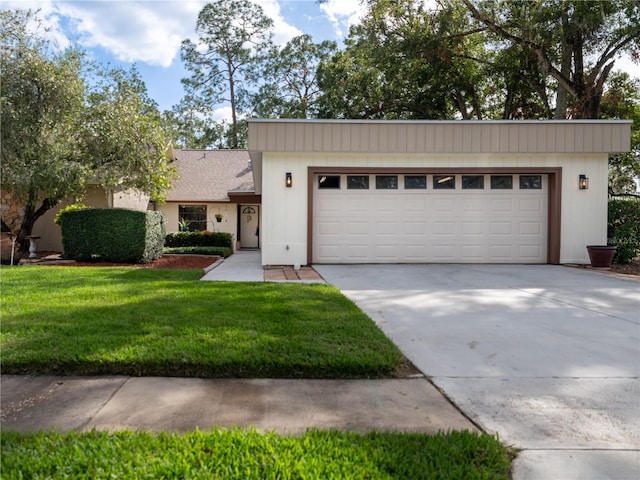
[520,198,544,212]
[462,222,484,235]
[404,221,428,234]
[314,174,547,264]
[346,222,369,235]
[490,245,513,259]
[519,222,542,235]
[433,222,456,235]
[491,199,514,212]
[490,222,512,235]
[433,198,456,212]
[520,245,542,259]
[318,221,341,235]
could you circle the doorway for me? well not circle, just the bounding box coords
[240,205,259,249]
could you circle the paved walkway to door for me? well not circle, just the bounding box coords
[315,263,640,480]
[201,250,324,283]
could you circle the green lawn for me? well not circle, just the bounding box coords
[0,266,403,378]
[1,429,513,480]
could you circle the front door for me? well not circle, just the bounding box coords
[240,205,259,248]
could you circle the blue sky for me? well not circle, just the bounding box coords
[5,0,364,115]
[4,0,639,118]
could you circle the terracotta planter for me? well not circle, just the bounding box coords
[586,245,617,268]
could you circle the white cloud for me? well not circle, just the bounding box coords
[209,105,232,122]
[319,0,365,38]
[259,0,302,46]
[4,1,303,67]
[53,1,208,67]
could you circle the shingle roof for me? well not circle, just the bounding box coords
[166,149,254,202]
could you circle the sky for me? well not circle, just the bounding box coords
[3,0,365,117]
[4,0,639,119]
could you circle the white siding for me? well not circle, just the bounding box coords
[260,152,608,266]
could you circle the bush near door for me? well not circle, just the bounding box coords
[165,231,233,250]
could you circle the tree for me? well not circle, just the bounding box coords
[180,0,273,148]
[161,98,227,149]
[461,0,640,119]
[600,72,640,196]
[1,9,174,251]
[316,0,491,119]
[253,34,337,118]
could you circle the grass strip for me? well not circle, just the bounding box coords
[1,266,403,378]
[1,429,513,479]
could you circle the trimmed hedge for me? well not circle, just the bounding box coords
[164,246,232,258]
[165,231,233,250]
[59,208,166,263]
[608,198,640,264]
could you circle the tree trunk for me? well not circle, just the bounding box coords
[228,59,239,149]
[16,196,58,253]
[554,13,572,119]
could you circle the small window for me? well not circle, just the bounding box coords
[376,175,398,189]
[318,175,340,189]
[520,175,542,189]
[178,205,207,231]
[491,175,513,189]
[404,175,427,189]
[433,175,455,189]
[347,175,369,189]
[462,175,484,189]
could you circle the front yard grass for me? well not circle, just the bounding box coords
[1,429,513,479]
[0,266,403,378]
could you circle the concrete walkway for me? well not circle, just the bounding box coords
[201,250,264,282]
[1,376,474,435]
[315,264,640,480]
[201,250,325,283]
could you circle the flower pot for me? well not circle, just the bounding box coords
[586,245,617,268]
[216,217,222,223]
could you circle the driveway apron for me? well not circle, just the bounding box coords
[315,264,640,480]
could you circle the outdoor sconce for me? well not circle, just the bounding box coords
[579,174,589,190]
[286,172,292,188]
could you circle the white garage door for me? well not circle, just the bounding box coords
[313,173,548,264]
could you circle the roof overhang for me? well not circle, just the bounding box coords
[227,191,261,204]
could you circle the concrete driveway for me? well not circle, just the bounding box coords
[314,264,640,480]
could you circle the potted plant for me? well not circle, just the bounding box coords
[586,245,617,268]
[178,218,190,232]
[215,213,223,223]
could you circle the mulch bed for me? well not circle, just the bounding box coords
[39,255,219,270]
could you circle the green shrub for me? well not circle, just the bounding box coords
[164,246,232,258]
[608,198,640,264]
[53,203,88,225]
[165,231,233,250]
[59,208,165,263]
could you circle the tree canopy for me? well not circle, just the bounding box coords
[1,9,175,249]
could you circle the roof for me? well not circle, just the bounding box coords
[166,149,254,202]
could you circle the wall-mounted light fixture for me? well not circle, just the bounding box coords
[286,172,292,188]
[579,174,589,190]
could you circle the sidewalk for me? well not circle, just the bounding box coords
[1,375,476,435]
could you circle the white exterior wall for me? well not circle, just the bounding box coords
[159,202,238,245]
[261,152,608,266]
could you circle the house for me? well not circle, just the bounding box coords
[2,149,260,254]
[247,119,632,266]
[156,149,261,250]
[1,185,150,253]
